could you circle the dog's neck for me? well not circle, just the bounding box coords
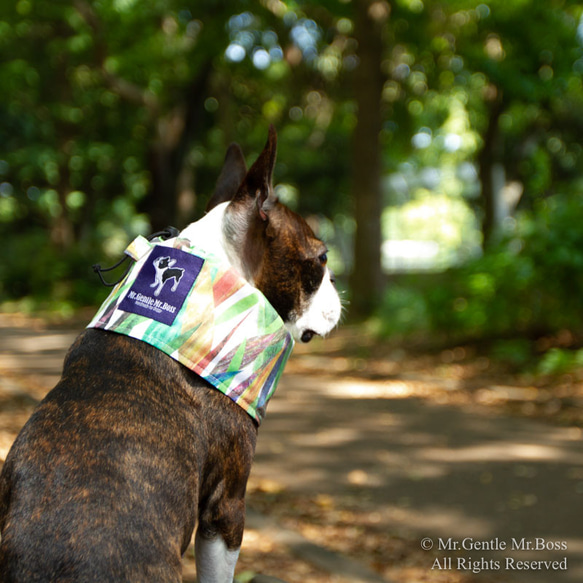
[180,203,248,282]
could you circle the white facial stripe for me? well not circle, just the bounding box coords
[195,530,240,583]
[287,268,342,341]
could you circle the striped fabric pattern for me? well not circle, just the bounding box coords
[87,236,294,423]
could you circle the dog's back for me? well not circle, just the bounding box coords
[0,330,255,582]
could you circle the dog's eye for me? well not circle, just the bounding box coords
[318,253,328,265]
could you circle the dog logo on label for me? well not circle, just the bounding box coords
[151,256,185,297]
[119,245,204,326]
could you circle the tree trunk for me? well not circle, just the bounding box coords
[349,0,387,317]
[146,64,212,232]
[51,144,74,251]
[478,94,504,248]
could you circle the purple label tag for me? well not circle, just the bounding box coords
[119,246,204,326]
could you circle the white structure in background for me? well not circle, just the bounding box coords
[492,163,524,233]
[381,240,441,272]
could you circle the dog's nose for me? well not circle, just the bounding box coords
[329,270,337,286]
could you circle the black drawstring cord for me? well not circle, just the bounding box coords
[92,226,180,287]
[147,226,181,241]
[92,255,131,287]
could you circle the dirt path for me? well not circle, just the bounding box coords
[1,316,582,582]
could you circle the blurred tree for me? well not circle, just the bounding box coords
[411,0,583,245]
[349,0,389,316]
[454,0,583,245]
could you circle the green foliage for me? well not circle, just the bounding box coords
[489,339,533,368]
[443,193,583,336]
[0,228,99,309]
[537,347,583,376]
[378,192,583,340]
[0,0,355,308]
[375,284,430,337]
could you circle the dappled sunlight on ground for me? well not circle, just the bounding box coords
[290,327,583,427]
[250,364,583,582]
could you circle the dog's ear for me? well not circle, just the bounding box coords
[205,143,247,212]
[234,125,277,220]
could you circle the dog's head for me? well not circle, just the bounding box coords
[205,126,342,343]
[153,256,171,269]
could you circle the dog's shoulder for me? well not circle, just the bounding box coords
[59,330,257,444]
